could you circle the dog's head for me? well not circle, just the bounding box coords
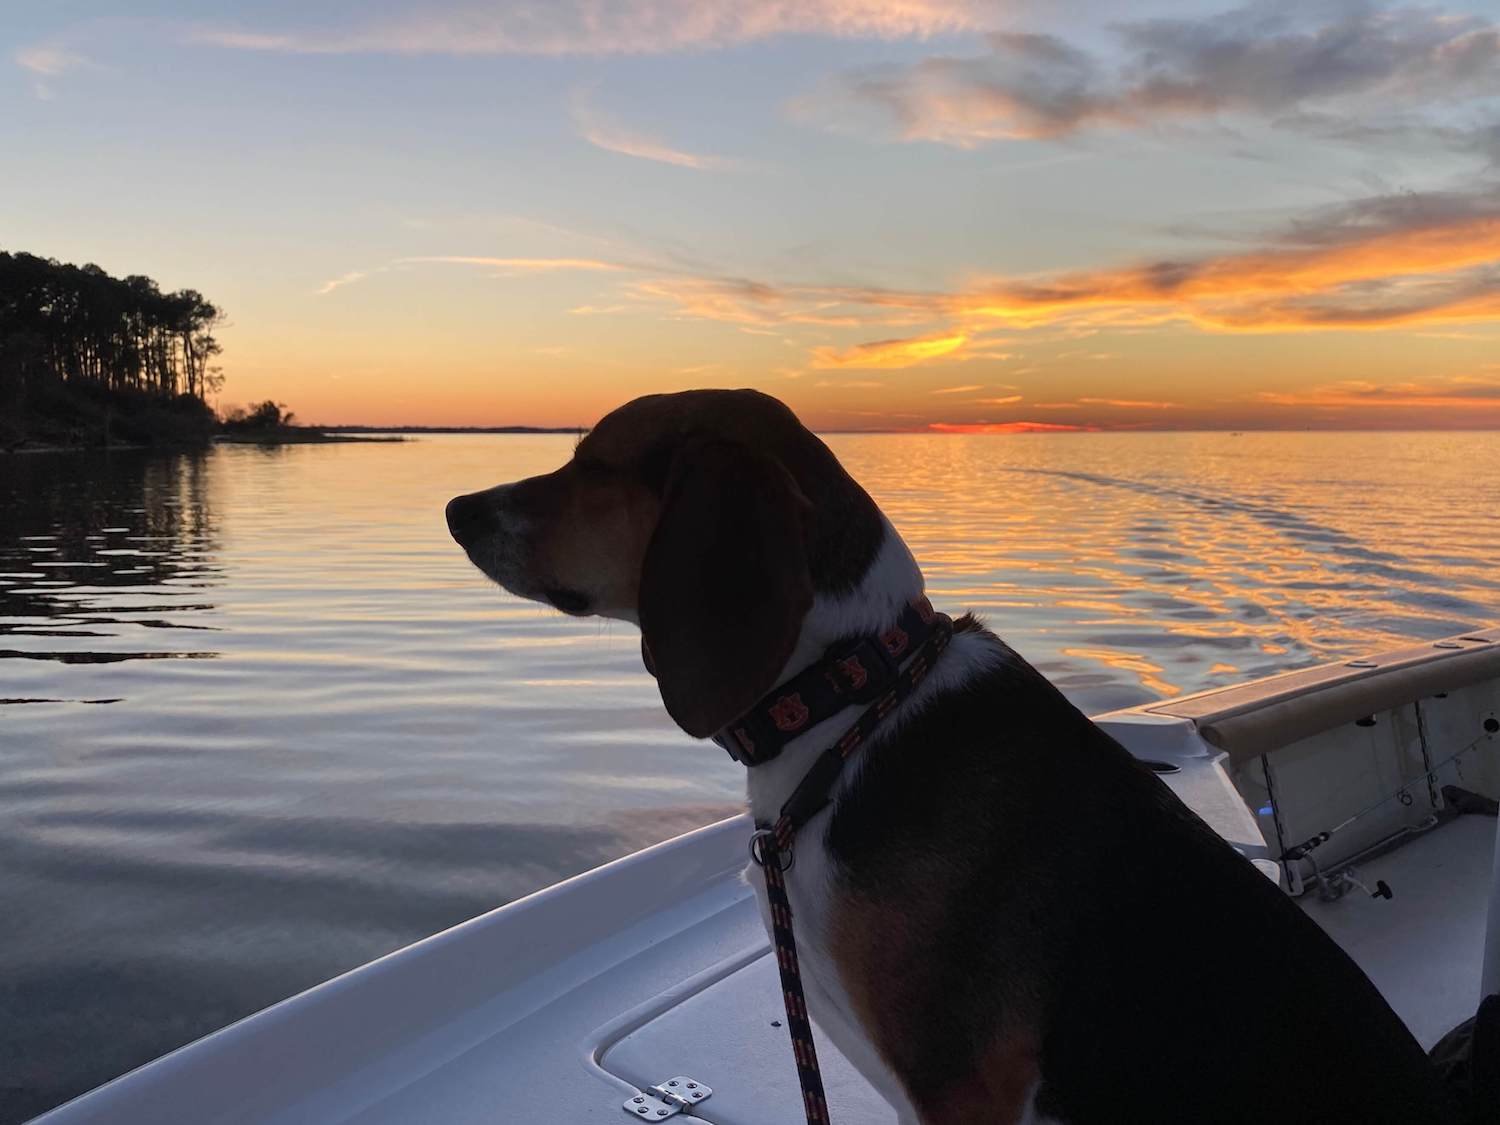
[446,389,883,737]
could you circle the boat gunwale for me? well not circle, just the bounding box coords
[30,813,756,1123]
[1145,626,1500,761]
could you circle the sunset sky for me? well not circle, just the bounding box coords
[6,0,1500,430]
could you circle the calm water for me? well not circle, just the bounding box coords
[2,432,1498,1120]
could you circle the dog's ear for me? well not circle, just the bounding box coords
[639,439,813,738]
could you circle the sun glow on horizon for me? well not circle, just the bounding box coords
[8,0,1500,431]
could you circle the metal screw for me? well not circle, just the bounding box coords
[668,1080,678,1086]
[636,1109,648,1115]
[657,1111,669,1117]
[692,1092,703,1098]
[633,1096,644,1104]
[686,1083,697,1089]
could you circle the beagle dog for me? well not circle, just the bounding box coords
[446,389,1450,1124]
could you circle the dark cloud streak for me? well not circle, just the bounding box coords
[797,1,1500,150]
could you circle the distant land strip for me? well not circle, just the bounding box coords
[322,425,586,434]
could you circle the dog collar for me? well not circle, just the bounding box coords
[712,595,951,766]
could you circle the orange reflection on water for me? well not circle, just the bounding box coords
[826,430,1500,711]
[1062,646,1181,700]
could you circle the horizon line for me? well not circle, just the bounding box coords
[313,423,1500,435]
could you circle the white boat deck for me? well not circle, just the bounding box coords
[31,815,805,1124]
[34,705,1494,1123]
[1299,812,1494,1050]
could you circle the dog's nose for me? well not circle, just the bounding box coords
[445,492,497,546]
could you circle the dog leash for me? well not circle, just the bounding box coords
[742,598,954,1125]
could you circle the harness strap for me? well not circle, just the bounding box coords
[749,603,954,1125]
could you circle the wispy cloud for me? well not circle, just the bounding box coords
[1259,374,1500,408]
[317,269,375,296]
[929,420,1096,433]
[316,256,627,296]
[794,2,1500,148]
[930,383,985,394]
[1008,199,1500,333]
[186,1,988,57]
[624,186,1500,334]
[624,275,933,327]
[1077,397,1182,408]
[315,185,1500,336]
[972,394,1022,405]
[399,255,626,273]
[810,331,968,368]
[14,44,89,99]
[15,46,86,76]
[572,88,731,169]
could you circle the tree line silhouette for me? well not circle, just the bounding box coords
[1,250,224,446]
[1,250,223,399]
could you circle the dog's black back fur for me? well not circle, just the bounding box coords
[828,617,1452,1123]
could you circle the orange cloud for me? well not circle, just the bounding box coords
[188,1,986,56]
[810,331,968,368]
[615,189,1500,337]
[972,394,1022,405]
[928,420,1097,433]
[1259,376,1500,409]
[930,383,984,394]
[1077,397,1182,408]
[313,188,1500,355]
[952,203,1500,331]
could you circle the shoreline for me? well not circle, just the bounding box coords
[3,433,408,455]
[214,432,407,445]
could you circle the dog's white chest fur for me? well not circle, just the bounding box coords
[744,821,920,1122]
[740,524,1055,1124]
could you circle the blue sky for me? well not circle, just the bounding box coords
[6,1,1500,428]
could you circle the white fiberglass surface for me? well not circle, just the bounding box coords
[600,952,897,1125]
[1300,813,1494,1049]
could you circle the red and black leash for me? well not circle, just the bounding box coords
[742,598,954,1125]
[752,834,831,1123]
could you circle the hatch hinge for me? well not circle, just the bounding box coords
[621,1076,713,1118]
